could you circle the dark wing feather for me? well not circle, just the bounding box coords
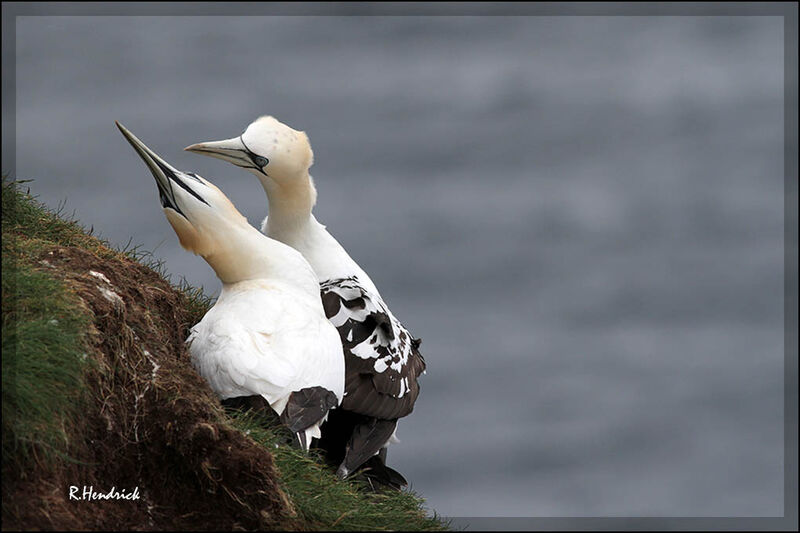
[320,276,426,421]
[280,386,339,433]
[337,418,398,478]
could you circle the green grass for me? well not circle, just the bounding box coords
[229,409,449,531]
[2,179,112,256]
[2,179,93,470]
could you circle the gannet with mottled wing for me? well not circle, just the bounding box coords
[116,121,344,450]
[186,116,426,484]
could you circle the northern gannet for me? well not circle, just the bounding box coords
[116,121,345,450]
[185,116,426,482]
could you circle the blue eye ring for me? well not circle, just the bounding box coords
[239,136,268,169]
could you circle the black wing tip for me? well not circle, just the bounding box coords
[280,386,339,433]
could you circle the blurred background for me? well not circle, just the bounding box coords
[15,15,784,518]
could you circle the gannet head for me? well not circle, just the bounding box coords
[116,121,276,283]
[185,115,314,189]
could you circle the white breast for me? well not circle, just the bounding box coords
[187,279,345,414]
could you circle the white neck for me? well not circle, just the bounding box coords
[203,223,318,294]
[256,177,381,296]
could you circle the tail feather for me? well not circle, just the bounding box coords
[353,455,408,491]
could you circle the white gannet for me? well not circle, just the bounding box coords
[116,121,345,450]
[185,116,426,482]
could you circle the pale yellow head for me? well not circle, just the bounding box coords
[185,115,318,217]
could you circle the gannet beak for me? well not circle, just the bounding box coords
[184,137,253,168]
[116,121,206,215]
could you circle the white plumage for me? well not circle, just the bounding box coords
[117,121,344,450]
[188,279,343,424]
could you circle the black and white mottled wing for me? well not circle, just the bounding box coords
[320,276,426,420]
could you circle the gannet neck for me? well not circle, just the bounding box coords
[262,212,382,297]
[261,170,316,231]
[202,223,318,293]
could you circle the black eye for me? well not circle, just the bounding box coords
[253,156,268,167]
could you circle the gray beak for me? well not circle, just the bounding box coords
[184,137,255,169]
[116,121,208,215]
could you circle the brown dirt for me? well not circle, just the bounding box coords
[2,243,299,531]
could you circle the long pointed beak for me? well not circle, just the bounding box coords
[184,137,252,167]
[116,121,207,215]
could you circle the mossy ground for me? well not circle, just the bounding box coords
[1,177,448,531]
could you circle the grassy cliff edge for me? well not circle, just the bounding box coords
[1,178,447,531]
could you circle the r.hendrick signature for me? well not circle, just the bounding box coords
[69,485,140,501]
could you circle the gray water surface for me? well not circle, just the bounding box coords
[15,15,784,517]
